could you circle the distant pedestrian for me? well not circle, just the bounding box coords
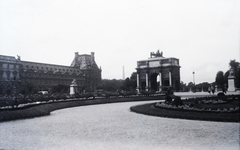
[208,87,211,95]
[223,86,226,94]
[210,85,215,95]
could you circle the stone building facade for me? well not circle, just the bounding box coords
[0,52,101,95]
[136,50,181,92]
[71,52,102,92]
[0,55,21,95]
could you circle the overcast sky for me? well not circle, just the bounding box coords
[0,0,239,84]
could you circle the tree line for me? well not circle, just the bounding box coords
[28,60,238,94]
[215,60,240,91]
[98,60,239,93]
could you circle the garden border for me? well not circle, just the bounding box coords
[0,96,164,122]
[130,102,240,122]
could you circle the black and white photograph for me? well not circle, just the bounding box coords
[0,0,239,149]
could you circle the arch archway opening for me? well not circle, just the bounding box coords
[175,80,179,92]
[141,81,146,91]
[150,73,159,91]
[164,80,170,86]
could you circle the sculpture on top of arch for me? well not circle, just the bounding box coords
[150,50,163,58]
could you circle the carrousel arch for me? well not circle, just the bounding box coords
[136,50,181,93]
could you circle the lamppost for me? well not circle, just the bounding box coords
[191,71,195,92]
[193,71,195,84]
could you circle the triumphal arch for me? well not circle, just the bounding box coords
[136,50,181,92]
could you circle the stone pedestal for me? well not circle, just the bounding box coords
[70,79,78,95]
[228,68,235,92]
[228,78,235,92]
[136,88,140,95]
[158,86,162,92]
[145,86,149,91]
[70,86,77,95]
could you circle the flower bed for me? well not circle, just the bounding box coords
[130,95,240,122]
[156,95,239,113]
[155,102,239,113]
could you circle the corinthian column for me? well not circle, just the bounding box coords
[159,72,162,92]
[136,73,140,94]
[169,71,172,86]
[146,73,149,91]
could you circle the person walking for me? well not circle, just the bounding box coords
[208,87,211,95]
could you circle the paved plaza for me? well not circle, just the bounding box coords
[0,100,239,150]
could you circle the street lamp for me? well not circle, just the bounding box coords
[193,71,195,84]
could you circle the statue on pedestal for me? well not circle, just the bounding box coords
[70,79,78,95]
[228,68,235,92]
[17,55,21,60]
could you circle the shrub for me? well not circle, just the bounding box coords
[164,94,172,104]
[84,93,95,99]
[140,91,154,96]
[189,103,195,107]
[172,96,183,107]
[217,92,225,97]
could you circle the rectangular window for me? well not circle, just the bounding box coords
[9,64,14,69]
[2,64,8,68]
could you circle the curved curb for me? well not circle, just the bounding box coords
[130,103,240,122]
[0,96,164,122]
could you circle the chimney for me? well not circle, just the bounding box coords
[91,52,95,62]
[75,52,79,57]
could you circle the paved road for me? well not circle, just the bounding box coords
[0,100,239,150]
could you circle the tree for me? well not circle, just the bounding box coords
[215,71,225,91]
[195,82,211,92]
[180,81,188,92]
[98,79,123,92]
[51,84,69,93]
[123,78,131,90]
[130,72,137,81]
[121,74,138,91]
[129,72,137,90]
[224,71,229,88]
[188,82,196,92]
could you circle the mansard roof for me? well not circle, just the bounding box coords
[0,55,20,63]
[1,52,101,75]
[20,60,82,75]
[71,52,100,70]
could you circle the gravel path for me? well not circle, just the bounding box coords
[0,100,239,150]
